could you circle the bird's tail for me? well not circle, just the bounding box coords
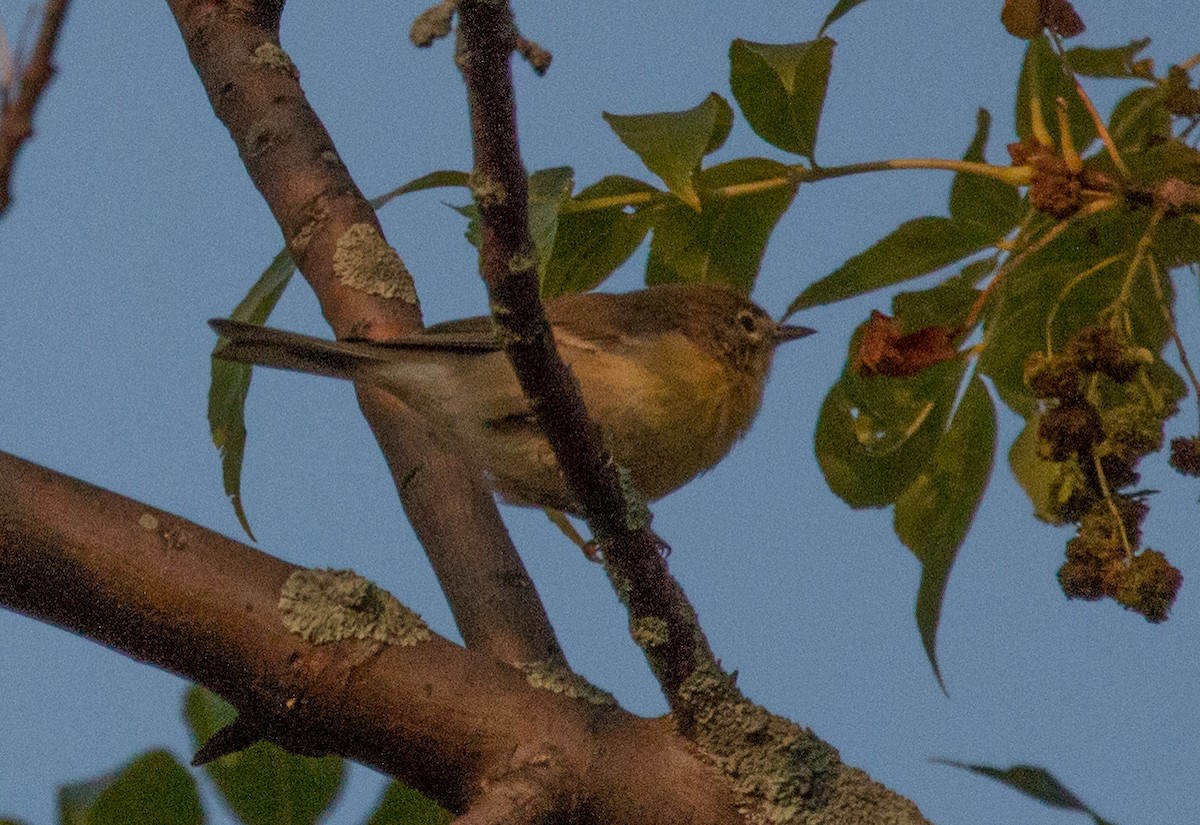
[209,318,397,381]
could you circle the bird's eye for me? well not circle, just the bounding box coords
[737,309,759,334]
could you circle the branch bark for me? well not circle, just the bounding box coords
[0,449,929,823]
[454,0,729,718]
[0,450,746,823]
[164,0,561,666]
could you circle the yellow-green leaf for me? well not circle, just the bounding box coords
[644,157,798,293]
[60,751,201,825]
[934,761,1118,825]
[543,175,658,298]
[603,93,733,211]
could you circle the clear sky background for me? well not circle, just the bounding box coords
[2,2,1197,824]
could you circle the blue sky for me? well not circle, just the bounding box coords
[2,1,1198,823]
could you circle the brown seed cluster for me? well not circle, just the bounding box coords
[1025,326,1182,621]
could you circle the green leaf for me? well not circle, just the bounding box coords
[1122,137,1200,187]
[1016,37,1097,151]
[370,169,471,210]
[815,355,966,508]
[526,166,576,278]
[603,93,734,211]
[1065,38,1153,80]
[1108,87,1171,150]
[1155,210,1200,271]
[891,265,987,331]
[543,175,658,298]
[949,109,1023,233]
[934,761,1118,825]
[1009,415,1080,524]
[185,686,345,825]
[59,773,108,825]
[59,751,202,825]
[365,782,453,825]
[819,0,873,35]
[894,376,996,686]
[790,105,1021,316]
[729,37,834,159]
[978,209,1163,415]
[644,157,799,293]
[208,247,297,541]
[789,217,1000,313]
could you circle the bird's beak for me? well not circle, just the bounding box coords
[776,323,816,343]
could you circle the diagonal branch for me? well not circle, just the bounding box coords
[0,449,748,823]
[163,0,561,666]
[454,0,724,718]
[0,0,73,215]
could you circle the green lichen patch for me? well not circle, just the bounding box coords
[678,665,840,825]
[279,568,431,646]
[410,0,457,47]
[333,223,417,303]
[251,43,299,79]
[519,658,616,706]
[468,170,506,207]
[616,466,652,532]
[630,616,669,648]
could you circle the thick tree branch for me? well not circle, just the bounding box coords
[164,0,561,665]
[0,450,928,823]
[0,0,72,215]
[0,450,754,823]
[454,0,725,716]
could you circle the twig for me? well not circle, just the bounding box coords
[1146,257,1200,431]
[0,0,72,215]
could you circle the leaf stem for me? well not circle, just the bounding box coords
[1110,207,1164,320]
[1146,256,1200,431]
[558,158,1030,214]
[801,158,1031,185]
[1071,75,1130,178]
[1092,450,1133,557]
[1044,253,1124,353]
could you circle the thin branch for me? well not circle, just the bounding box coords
[1146,257,1200,431]
[163,0,563,666]
[0,0,72,216]
[454,0,727,712]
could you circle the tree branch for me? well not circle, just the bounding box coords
[0,449,750,823]
[164,0,561,666]
[454,0,725,717]
[0,0,72,215]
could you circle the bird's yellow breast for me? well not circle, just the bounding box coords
[566,331,767,502]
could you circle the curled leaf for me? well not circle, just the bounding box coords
[853,311,963,378]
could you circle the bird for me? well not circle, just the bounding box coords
[210,282,813,516]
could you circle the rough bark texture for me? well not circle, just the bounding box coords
[165,0,562,666]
